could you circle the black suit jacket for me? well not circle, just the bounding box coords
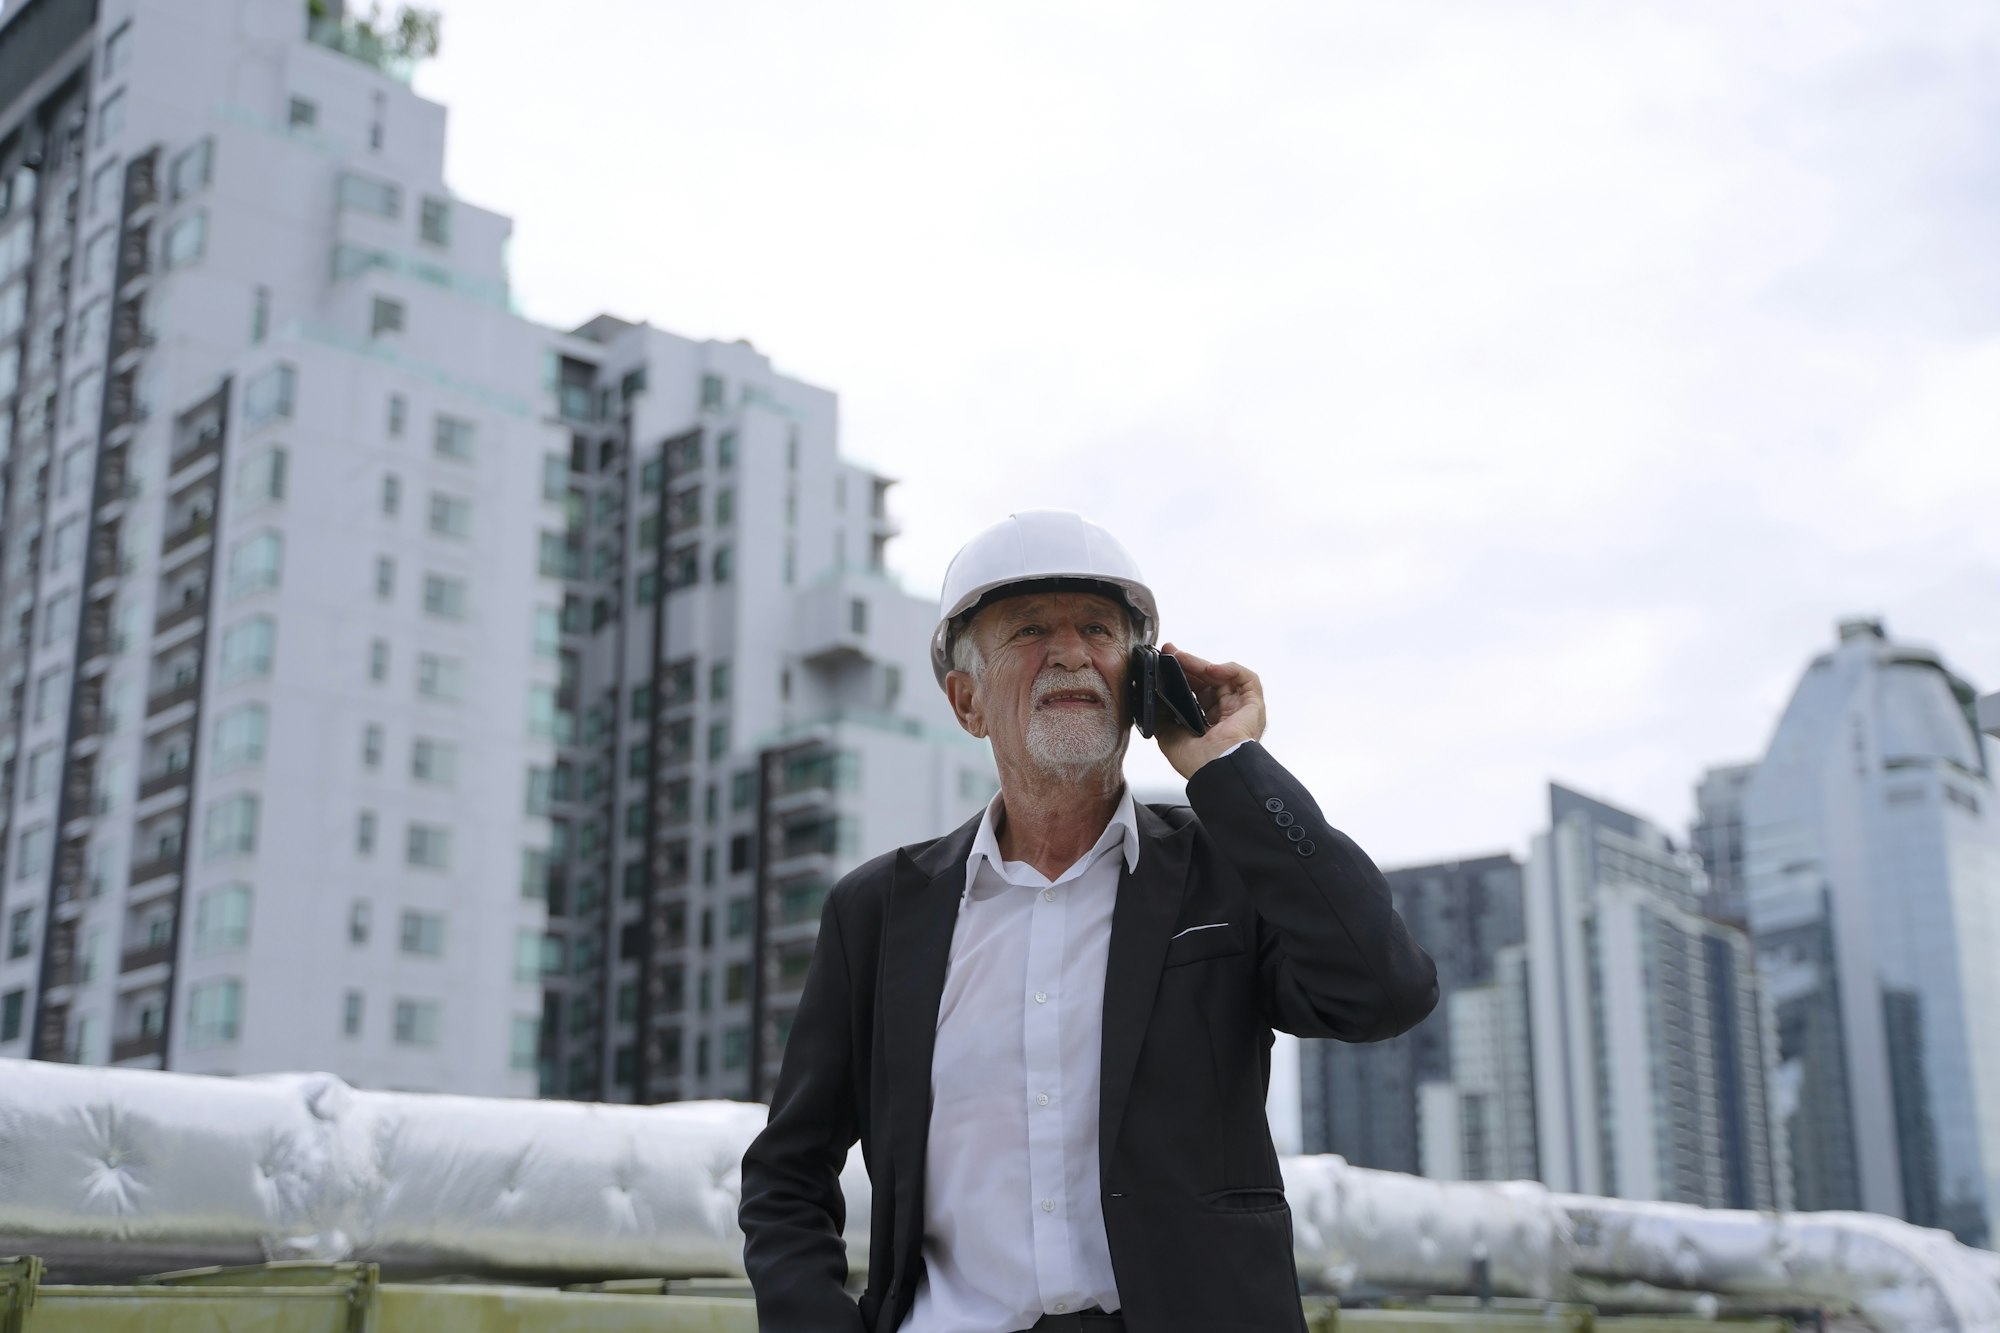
[739,743,1439,1333]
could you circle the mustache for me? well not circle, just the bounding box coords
[1031,668,1113,706]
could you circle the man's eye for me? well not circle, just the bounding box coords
[1087,624,1109,635]
[1017,626,1041,637]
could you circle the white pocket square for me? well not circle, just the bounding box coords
[1170,922,1230,940]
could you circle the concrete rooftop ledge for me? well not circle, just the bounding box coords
[4,1060,2000,1328]
[1979,691,2000,738]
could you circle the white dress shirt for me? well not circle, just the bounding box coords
[906,786,1141,1333]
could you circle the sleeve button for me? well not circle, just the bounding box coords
[1286,825,1305,842]
[1274,811,1294,828]
[1264,797,1285,813]
[1297,840,1315,856]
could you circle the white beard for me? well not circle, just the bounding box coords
[1023,668,1125,778]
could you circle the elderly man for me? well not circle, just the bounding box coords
[739,511,1438,1333]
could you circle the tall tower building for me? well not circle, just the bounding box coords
[0,0,989,1101]
[1742,618,1999,1245]
[1298,854,1535,1181]
[1525,784,1786,1210]
[1690,762,1755,928]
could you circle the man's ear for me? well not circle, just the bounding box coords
[944,669,986,738]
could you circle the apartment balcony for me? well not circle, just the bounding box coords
[111,1030,165,1064]
[169,425,221,475]
[121,941,173,974]
[129,851,182,888]
[137,766,190,802]
[161,515,213,560]
[793,578,879,668]
[146,679,199,717]
[154,601,205,637]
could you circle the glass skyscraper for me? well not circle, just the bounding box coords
[1743,617,1999,1245]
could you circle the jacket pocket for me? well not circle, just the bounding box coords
[1199,1185,1289,1213]
[1163,924,1246,968]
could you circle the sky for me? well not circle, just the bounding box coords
[412,0,2000,872]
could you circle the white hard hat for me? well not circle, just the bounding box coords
[930,510,1159,688]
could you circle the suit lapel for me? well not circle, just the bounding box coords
[1099,801,1194,1174]
[881,811,980,1275]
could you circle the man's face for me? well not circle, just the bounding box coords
[946,591,1134,778]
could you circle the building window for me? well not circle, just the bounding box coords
[433,414,475,461]
[336,171,399,217]
[421,574,467,620]
[420,195,451,246]
[511,1016,538,1069]
[372,555,397,603]
[252,279,272,338]
[356,809,377,856]
[715,488,735,526]
[82,228,115,286]
[219,617,275,683]
[406,823,451,870]
[288,96,318,130]
[193,883,252,956]
[40,592,75,648]
[0,988,24,1041]
[369,638,389,682]
[103,20,132,76]
[393,999,440,1045]
[370,295,405,337]
[708,722,729,761]
[24,746,53,799]
[712,544,734,583]
[729,833,753,875]
[399,910,445,956]
[361,723,384,769]
[343,990,364,1037]
[97,90,126,146]
[212,704,268,771]
[186,979,243,1048]
[727,898,751,939]
[417,653,463,700]
[850,598,868,635]
[700,374,724,410]
[169,137,213,198]
[237,446,287,508]
[349,899,372,945]
[6,906,32,956]
[227,531,282,599]
[426,492,471,539]
[533,607,560,657]
[400,736,455,787]
[202,794,258,860]
[243,363,296,426]
[163,211,207,269]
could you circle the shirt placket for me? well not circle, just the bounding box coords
[1022,871,1078,1312]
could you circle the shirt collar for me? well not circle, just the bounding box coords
[966,783,1142,884]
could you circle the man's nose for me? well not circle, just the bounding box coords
[1044,623,1091,670]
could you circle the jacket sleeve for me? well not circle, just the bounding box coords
[738,889,869,1333]
[1185,742,1439,1042]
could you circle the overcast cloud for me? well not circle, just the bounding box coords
[414,0,1999,868]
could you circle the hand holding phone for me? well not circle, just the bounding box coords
[1127,645,1210,740]
[1146,642,1268,779]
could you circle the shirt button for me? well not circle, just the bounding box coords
[1033,991,1048,1004]
[1041,1198,1055,1213]
[1036,1092,1050,1106]
[1054,1303,1068,1313]
[1042,889,1056,902]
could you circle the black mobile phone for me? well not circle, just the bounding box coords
[1128,645,1211,739]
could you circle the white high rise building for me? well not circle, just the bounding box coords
[1525,784,1787,1210]
[1743,618,2000,1246]
[0,0,990,1101]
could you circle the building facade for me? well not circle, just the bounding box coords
[1742,618,1999,1245]
[0,0,990,1102]
[1690,762,1754,928]
[1525,784,1786,1210]
[1299,853,1535,1181]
